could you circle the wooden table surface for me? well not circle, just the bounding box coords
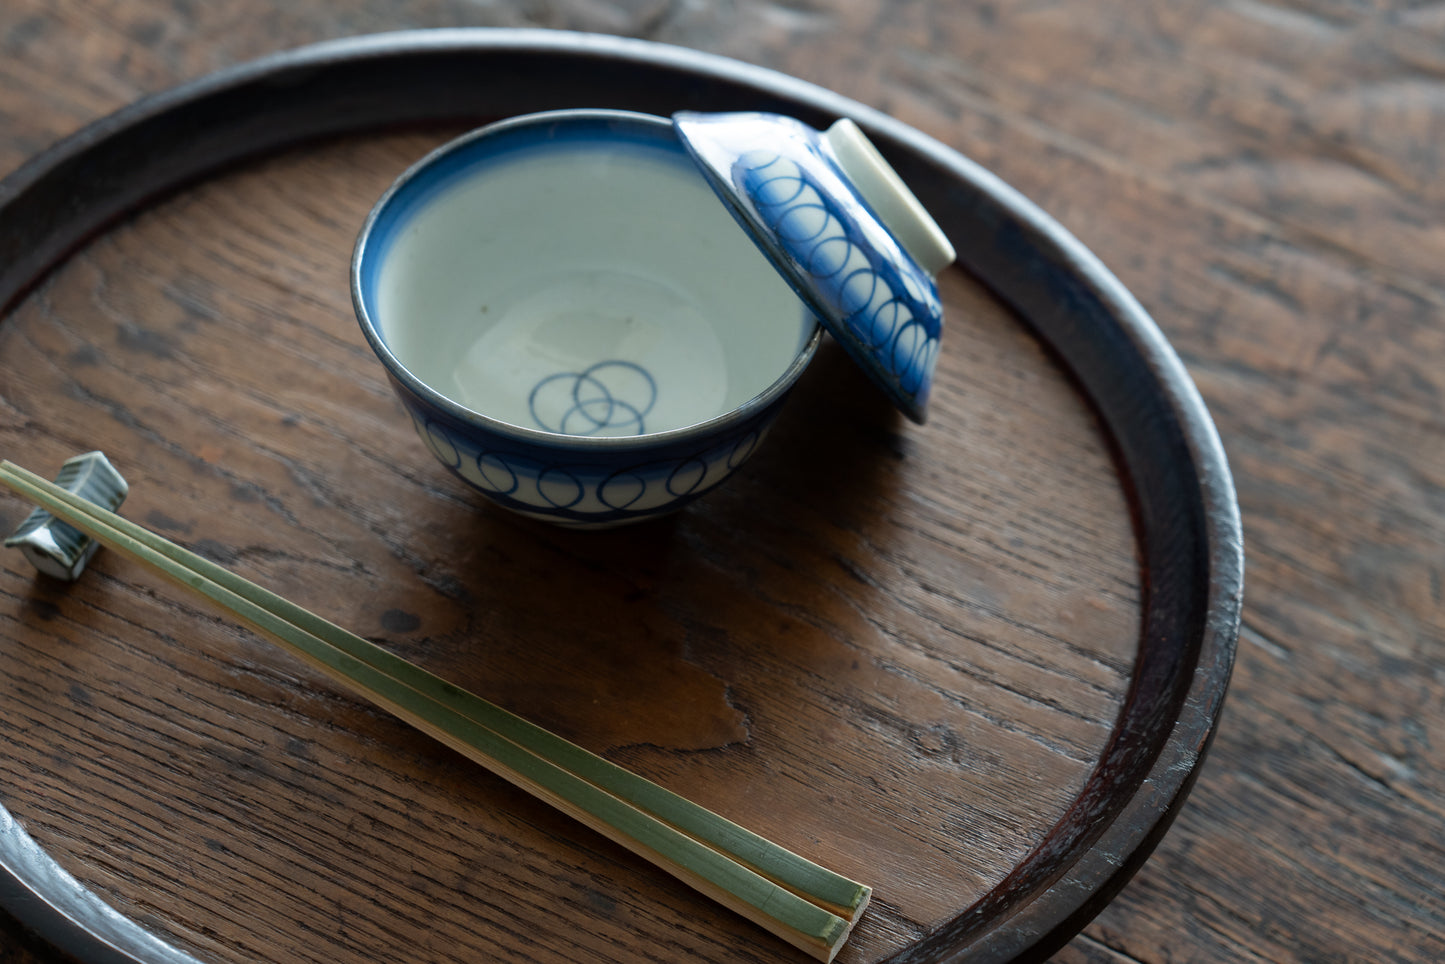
[0,2,1440,963]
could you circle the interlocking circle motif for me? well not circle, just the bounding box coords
[404,397,780,526]
[528,360,658,436]
[735,148,943,413]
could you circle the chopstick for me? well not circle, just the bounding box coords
[0,459,869,961]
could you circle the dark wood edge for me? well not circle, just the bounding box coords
[0,807,203,964]
[889,133,1244,963]
[0,28,1243,964]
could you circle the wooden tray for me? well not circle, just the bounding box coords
[0,30,1242,964]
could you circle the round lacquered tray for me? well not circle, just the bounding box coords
[0,30,1241,964]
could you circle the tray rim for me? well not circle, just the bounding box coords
[0,28,1243,964]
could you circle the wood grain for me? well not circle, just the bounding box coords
[0,1,1441,963]
[0,98,1140,963]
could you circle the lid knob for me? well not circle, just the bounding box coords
[823,120,955,277]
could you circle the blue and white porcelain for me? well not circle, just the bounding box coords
[4,451,128,580]
[352,108,951,527]
[675,111,953,424]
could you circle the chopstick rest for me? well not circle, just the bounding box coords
[0,457,870,961]
[3,451,127,581]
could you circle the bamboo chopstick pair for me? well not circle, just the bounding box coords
[0,459,869,961]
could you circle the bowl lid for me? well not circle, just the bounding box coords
[674,111,954,423]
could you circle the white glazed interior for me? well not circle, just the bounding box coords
[373,125,813,438]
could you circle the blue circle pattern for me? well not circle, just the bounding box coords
[528,359,658,436]
[735,150,943,411]
[407,407,772,527]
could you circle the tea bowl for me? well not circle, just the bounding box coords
[352,109,822,528]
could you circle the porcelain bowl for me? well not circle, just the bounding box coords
[352,109,821,527]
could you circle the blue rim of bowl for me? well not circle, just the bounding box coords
[350,108,823,452]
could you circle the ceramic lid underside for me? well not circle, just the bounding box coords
[674,111,945,423]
